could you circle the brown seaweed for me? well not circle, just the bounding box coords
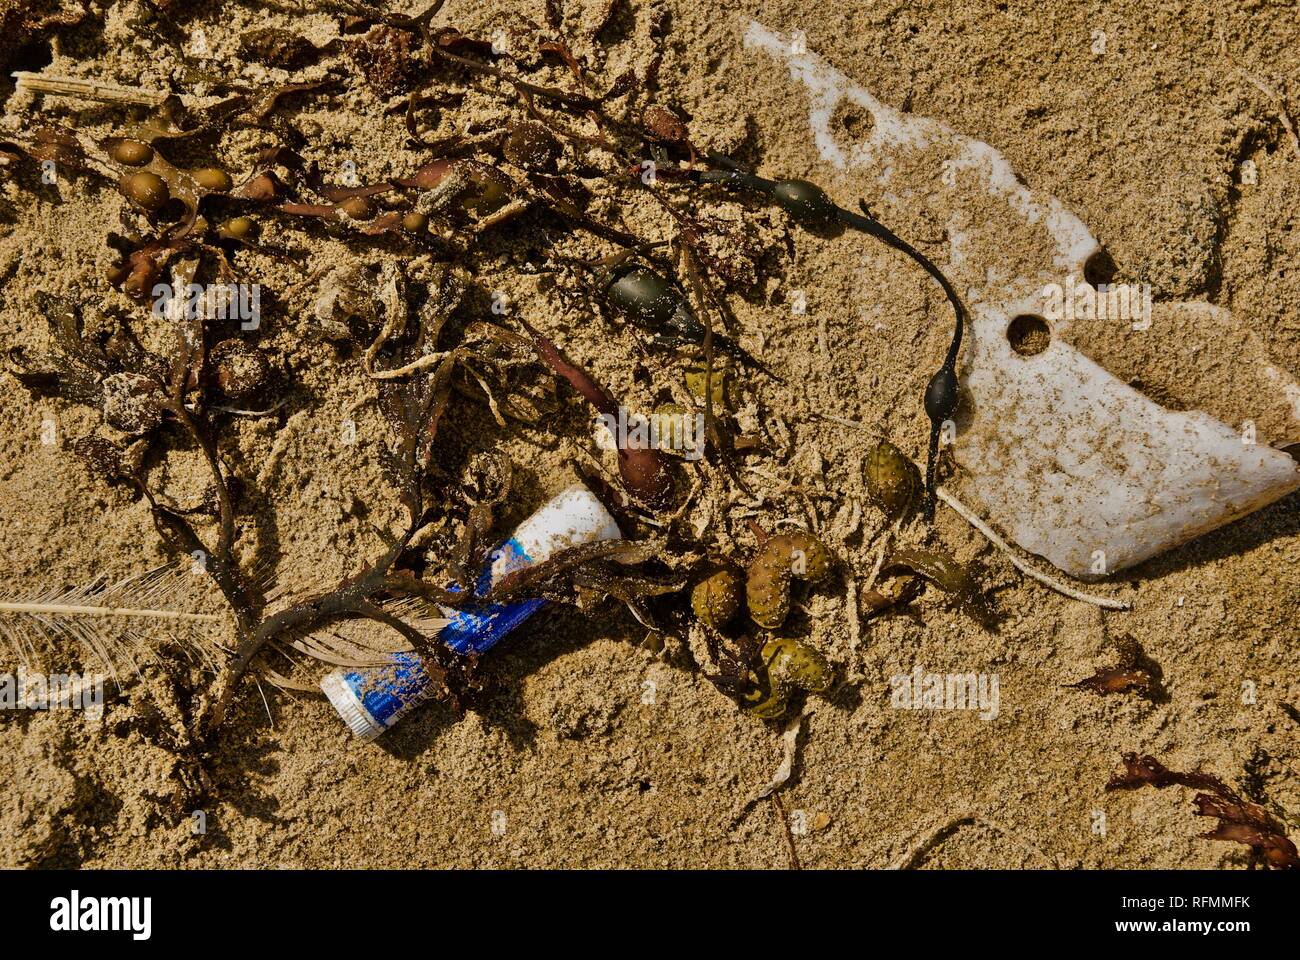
[878,547,996,627]
[1106,754,1298,870]
[1067,635,1162,699]
[518,317,674,510]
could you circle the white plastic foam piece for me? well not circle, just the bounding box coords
[744,20,1300,580]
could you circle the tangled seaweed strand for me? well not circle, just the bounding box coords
[689,164,966,519]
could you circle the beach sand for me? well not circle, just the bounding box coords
[0,0,1296,868]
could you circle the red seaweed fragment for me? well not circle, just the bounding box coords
[517,317,673,510]
[1106,754,1299,870]
[1106,754,1228,793]
[1067,635,1162,699]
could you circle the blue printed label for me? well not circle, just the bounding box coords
[340,537,541,729]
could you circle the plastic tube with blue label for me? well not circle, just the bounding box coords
[321,483,621,740]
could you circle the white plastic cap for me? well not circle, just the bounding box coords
[498,484,621,579]
[320,671,386,741]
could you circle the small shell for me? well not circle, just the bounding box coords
[690,563,742,628]
[238,27,318,69]
[865,439,920,520]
